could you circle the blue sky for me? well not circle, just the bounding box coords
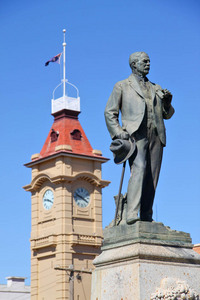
[0,0,199,285]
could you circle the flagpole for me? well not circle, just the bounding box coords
[63,29,66,97]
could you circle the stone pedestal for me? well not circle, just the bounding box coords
[91,222,200,300]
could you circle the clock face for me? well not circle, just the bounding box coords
[74,188,90,208]
[43,189,54,210]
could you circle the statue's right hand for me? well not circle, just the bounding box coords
[115,132,129,140]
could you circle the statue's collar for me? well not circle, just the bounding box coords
[131,72,148,82]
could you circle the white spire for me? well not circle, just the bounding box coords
[62,29,66,97]
[51,29,80,115]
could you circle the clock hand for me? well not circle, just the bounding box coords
[75,193,88,202]
[44,198,53,203]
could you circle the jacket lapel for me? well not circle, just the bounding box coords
[149,81,156,101]
[128,74,144,99]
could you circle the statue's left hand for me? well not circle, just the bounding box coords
[162,89,172,107]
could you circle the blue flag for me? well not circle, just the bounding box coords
[45,53,62,66]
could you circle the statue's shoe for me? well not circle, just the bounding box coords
[126,217,140,225]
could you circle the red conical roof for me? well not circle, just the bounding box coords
[38,109,97,159]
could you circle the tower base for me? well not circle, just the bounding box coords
[91,222,200,300]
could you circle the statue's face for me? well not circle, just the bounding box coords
[134,54,150,76]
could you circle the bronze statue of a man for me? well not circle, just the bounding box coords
[104,52,174,224]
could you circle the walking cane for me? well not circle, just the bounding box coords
[114,160,127,226]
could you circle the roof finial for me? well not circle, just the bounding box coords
[63,29,66,97]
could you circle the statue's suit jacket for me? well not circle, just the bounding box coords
[104,73,174,146]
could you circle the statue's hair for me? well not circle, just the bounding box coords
[129,52,149,69]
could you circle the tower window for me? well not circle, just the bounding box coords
[70,129,82,140]
[50,129,59,142]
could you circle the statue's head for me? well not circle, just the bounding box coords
[129,52,150,76]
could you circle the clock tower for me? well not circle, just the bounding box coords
[24,30,109,300]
